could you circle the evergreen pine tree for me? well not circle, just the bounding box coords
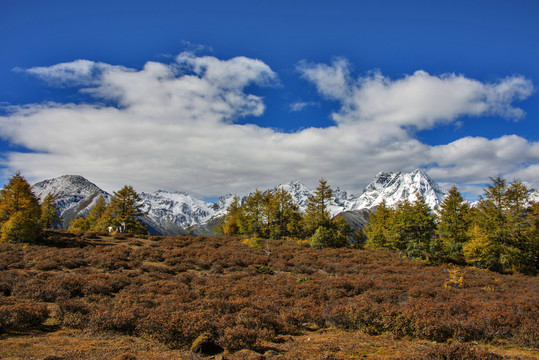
[437,186,470,263]
[523,201,539,273]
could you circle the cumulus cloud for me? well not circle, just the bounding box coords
[298,61,534,129]
[1,54,537,198]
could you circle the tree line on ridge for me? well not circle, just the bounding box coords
[0,172,537,274]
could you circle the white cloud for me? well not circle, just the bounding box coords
[297,61,534,130]
[289,101,320,112]
[18,60,131,87]
[1,54,537,199]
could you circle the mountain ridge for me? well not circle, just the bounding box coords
[31,170,448,235]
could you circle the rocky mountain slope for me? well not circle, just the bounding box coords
[139,191,233,235]
[32,175,111,228]
[32,169,448,235]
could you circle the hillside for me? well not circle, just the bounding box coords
[0,231,537,360]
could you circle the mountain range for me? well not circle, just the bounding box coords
[32,169,451,235]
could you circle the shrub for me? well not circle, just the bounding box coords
[57,298,90,328]
[220,325,259,351]
[0,301,49,333]
[420,343,503,360]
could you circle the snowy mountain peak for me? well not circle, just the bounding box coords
[32,175,100,199]
[31,171,449,235]
[32,175,110,227]
[211,194,236,214]
[268,181,312,211]
[351,169,446,210]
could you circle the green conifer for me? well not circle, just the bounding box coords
[437,186,470,263]
[303,178,333,236]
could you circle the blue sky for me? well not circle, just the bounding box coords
[1,0,538,199]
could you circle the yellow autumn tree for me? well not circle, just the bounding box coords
[0,172,42,243]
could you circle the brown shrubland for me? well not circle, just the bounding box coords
[0,231,537,359]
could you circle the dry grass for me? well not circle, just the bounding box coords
[0,231,538,359]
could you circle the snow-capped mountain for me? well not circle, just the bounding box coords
[140,191,233,235]
[350,169,447,211]
[32,175,111,227]
[31,169,449,235]
[274,181,313,211]
[262,181,357,217]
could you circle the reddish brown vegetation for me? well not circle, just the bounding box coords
[0,231,537,358]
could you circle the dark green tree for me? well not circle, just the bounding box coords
[387,197,436,259]
[310,226,347,249]
[437,186,470,263]
[522,201,539,273]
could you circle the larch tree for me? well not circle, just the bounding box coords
[40,193,62,230]
[0,172,42,243]
[266,188,302,239]
[467,177,530,272]
[364,200,394,250]
[67,194,108,232]
[386,197,436,259]
[239,189,268,237]
[218,195,242,236]
[303,178,333,236]
[105,185,148,234]
[303,179,349,248]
